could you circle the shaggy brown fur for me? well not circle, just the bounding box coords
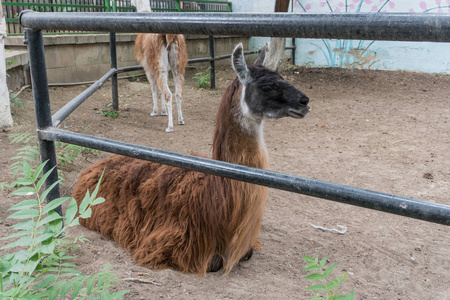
[72,78,268,276]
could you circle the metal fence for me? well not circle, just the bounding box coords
[2,0,231,35]
[150,0,231,12]
[19,11,450,225]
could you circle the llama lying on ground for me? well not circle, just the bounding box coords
[72,43,310,275]
[134,33,188,132]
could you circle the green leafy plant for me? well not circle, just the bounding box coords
[0,160,129,299]
[98,110,119,119]
[9,90,25,116]
[0,133,100,190]
[302,255,354,300]
[193,67,211,89]
[55,142,101,167]
[6,60,17,69]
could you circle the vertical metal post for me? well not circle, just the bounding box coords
[105,0,111,12]
[291,38,296,65]
[175,0,181,11]
[209,35,215,89]
[25,29,62,216]
[110,32,119,110]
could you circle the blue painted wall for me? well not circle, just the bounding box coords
[232,0,450,74]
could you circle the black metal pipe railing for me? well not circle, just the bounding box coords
[110,32,119,110]
[21,12,450,226]
[209,35,216,89]
[20,11,450,42]
[52,68,116,127]
[26,29,63,216]
[37,127,450,226]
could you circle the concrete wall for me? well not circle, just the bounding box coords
[5,50,29,91]
[5,34,248,85]
[231,0,450,74]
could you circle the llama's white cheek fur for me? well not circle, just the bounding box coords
[239,86,250,116]
[239,86,264,145]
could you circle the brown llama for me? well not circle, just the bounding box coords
[134,33,188,132]
[72,43,310,276]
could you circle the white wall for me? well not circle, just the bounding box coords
[231,0,450,74]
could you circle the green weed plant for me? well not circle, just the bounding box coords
[193,67,211,89]
[302,255,355,300]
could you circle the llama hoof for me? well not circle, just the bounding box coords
[161,112,168,116]
[151,112,158,116]
[165,127,173,133]
[178,120,185,125]
[240,248,254,262]
[208,255,224,272]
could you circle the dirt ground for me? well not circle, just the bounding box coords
[1,64,449,299]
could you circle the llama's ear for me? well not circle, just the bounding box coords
[254,42,269,66]
[232,43,250,84]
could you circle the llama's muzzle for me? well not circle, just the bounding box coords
[288,106,310,119]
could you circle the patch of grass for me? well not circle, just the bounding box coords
[98,110,119,119]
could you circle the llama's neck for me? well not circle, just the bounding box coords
[212,79,269,169]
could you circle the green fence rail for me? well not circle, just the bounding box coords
[2,0,232,35]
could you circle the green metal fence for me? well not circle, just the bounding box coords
[2,0,232,35]
[150,0,231,12]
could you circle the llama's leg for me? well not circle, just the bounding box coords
[146,71,159,116]
[155,71,173,132]
[168,42,185,126]
[160,93,167,116]
[172,71,185,125]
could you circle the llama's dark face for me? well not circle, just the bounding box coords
[246,67,310,119]
[232,43,310,120]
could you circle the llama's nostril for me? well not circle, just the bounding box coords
[300,96,309,105]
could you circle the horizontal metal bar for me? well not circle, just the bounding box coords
[118,48,273,69]
[52,68,116,127]
[19,11,450,42]
[117,65,143,73]
[38,127,450,226]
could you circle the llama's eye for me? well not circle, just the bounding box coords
[260,85,272,92]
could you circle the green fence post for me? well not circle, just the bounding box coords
[175,0,181,11]
[228,2,232,12]
[105,0,111,12]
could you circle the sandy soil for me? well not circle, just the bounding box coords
[1,65,449,299]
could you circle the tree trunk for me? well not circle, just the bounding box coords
[274,0,290,12]
[0,5,13,128]
[265,0,290,71]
